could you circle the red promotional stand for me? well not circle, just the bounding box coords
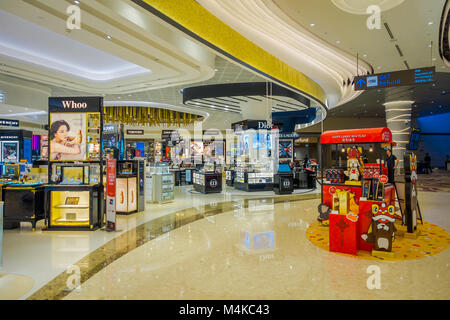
[317,127,397,256]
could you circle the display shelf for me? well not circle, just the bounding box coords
[44,184,104,231]
[54,205,90,209]
[152,173,174,203]
[56,218,90,222]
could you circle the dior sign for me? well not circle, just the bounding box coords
[258,121,271,129]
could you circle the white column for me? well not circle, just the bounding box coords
[383,100,414,169]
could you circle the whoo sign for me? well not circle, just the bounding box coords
[49,97,103,113]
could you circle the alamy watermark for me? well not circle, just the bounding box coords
[66,5,81,30]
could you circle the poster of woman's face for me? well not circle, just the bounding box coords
[50,113,86,161]
[2,142,18,161]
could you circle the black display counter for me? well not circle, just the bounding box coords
[273,173,294,195]
[2,183,46,230]
[44,184,104,231]
[294,169,317,189]
[172,169,182,186]
[171,168,194,186]
[225,170,235,186]
[193,172,222,194]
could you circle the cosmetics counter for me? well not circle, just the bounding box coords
[234,163,274,192]
[0,163,47,230]
[193,165,222,194]
[45,162,104,231]
[293,167,317,189]
[170,167,195,186]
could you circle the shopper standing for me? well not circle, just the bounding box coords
[385,149,398,183]
[424,153,432,174]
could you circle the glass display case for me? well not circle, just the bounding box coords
[152,172,174,203]
[45,184,103,230]
[232,127,275,192]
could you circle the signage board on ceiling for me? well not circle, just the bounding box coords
[48,96,103,113]
[103,124,117,133]
[295,137,318,144]
[279,132,300,139]
[0,119,19,127]
[354,67,435,91]
[126,129,144,135]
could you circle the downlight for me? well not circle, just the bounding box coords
[0,91,5,103]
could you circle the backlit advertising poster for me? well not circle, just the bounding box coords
[106,159,116,231]
[2,142,18,162]
[49,112,87,161]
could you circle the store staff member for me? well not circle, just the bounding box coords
[385,148,398,183]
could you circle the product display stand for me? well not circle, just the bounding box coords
[152,173,174,203]
[115,160,145,214]
[45,97,105,231]
[193,171,222,194]
[273,173,294,194]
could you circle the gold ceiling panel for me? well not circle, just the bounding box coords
[104,106,201,127]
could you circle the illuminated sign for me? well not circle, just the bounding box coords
[0,119,19,127]
[126,129,144,135]
[354,67,435,90]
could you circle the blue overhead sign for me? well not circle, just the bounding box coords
[354,66,435,90]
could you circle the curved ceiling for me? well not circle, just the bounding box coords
[0,0,216,94]
[196,0,373,109]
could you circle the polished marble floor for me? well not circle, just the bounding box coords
[0,184,318,299]
[61,192,449,300]
[1,174,449,300]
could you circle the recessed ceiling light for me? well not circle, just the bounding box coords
[428,21,433,25]
[74,0,80,4]
[8,110,12,112]
[106,35,112,39]
[432,58,437,61]
[214,69,218,72]
[377,66,381,69]
[310,23,315,27]
[336,40,341,44]
[363,54,367,58]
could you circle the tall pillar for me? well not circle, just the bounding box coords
[383,100,414,169]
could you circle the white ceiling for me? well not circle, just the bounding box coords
[0,9,151,81]
[0,0,216,94]
[273,0,448,74]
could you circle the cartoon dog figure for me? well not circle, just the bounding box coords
[344,147,363,181]
[361,203,397,252]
